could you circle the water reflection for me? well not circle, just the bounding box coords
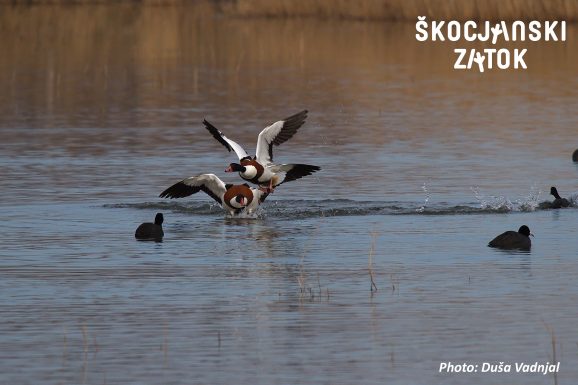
[1,4,577,136]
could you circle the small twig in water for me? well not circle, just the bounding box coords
[62,326,68,366]
[297,275,305,294]
[297,223,321,299]
[368,232,378,292]
[543,322,559,385]
[162,322,169,366]
[93,334,99,357]
[81,322,89,385]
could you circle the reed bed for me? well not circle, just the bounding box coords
[1,1,575,134]
[2,0,577,21]
[224,0,578,21]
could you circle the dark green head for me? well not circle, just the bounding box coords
[225,163,246,173]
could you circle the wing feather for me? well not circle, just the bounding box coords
[203,119,250,161]
[159,174,226,204]
[255,110,308,164]
[270,163,320,187]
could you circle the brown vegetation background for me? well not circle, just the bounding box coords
[1,0,578,21]
[0,1,575,133]
[225,0,578,21]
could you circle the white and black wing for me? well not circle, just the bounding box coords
[269,163,320,187]
[203,119,250,161]
[255,110,308,165]
[159,173,227,204]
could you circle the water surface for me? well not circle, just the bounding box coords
[1,4,578,384]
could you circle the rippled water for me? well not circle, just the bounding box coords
[2,4,578,385]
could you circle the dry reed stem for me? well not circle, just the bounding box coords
[81,322,88,385]
[297,223,321,300]
[543,322,559,385]
[93,334,99,356]
[368,231,378,292]
[389,274,395,293]
[162,322,169,366]
[62,326,68,366]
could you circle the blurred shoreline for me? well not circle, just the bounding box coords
[0,0,577,21]
[1,1,576,131]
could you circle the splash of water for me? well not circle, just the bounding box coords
[515,184,541,211]
[416,183,430,213]
[471,185,542,212]
[226,208,265,220]
[107,189,572,220]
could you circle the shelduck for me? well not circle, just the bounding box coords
[203,110,320,192]
[159,174,269,216]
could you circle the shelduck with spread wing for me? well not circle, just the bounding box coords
[203,110,320,192]
[159,174,269,216]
